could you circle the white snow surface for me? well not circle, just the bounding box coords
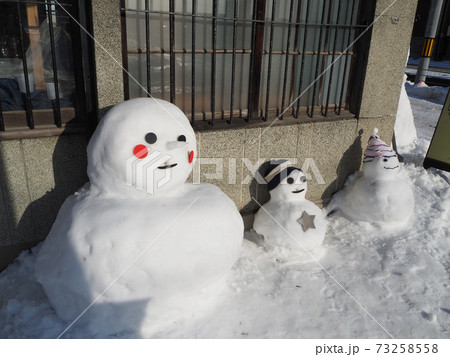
[1,87,450,338]
[395,75,417,147]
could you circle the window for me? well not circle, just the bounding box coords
[121,0,367,127]
[0,0,96,136]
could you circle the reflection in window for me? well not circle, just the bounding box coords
[0,1,76,130]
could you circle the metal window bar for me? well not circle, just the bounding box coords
[122,6,366,29]
[280,0,295,120]
[320,0,335,116]
[17,1,35,129]
[145,0,151,96]
[247,0,259,122]
[295,0,311,118]
[191,0,196,124]
[211,0,217,125]
[263,0,276,122]
[121,0,367,126]
[338,0,358,114]
[228,0,237,124]
[310,0,328,117]
[168,0,175,103]
[323,0,342,116]
[46,0,62,127]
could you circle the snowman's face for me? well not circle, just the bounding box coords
[363,155,400,180]
[270,170,307,202]
[87,98,196,196]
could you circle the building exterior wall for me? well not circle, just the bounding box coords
[0,135,88,270]
[0,0,418,269]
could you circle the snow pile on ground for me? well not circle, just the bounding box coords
[0,86,449,338]
[406,81,448,105]
[395,75,417,147]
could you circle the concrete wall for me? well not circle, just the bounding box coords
[92,0,124,114]
[190,116,364,229]
[357,0,419,147]
[0,0,418,269]
[0,135,88,270]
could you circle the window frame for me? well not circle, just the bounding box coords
[120,0,373,129]
[0,0,98,140]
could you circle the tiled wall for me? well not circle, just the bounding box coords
[190,115,396,221]
[0,135,88,270]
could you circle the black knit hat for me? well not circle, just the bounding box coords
[264,160,303,191]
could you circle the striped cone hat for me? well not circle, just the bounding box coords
[363,128,397,163]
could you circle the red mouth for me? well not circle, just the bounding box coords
[189,151,194,163]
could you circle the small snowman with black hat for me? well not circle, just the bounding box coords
[253,160,327,258]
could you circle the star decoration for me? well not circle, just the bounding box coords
[297,211,316,232]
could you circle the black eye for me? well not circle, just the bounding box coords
[145,132,157,144]
[300,176,307,182]
[383,158,388,162]
[178,135,186,142]
[287,177,294,184]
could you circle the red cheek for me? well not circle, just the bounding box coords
[133,144,148,159]
[189,151,194,164]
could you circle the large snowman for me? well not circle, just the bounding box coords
[35,98,243,332]
[253,161,327,258]
[329,128,414,225]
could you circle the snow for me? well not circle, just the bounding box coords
[395,75,417,147]
[405,67,450,81]
[408,57,450,70]
[1,87,450,338]
[406,58,450,80]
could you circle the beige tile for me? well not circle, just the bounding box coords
[21,135,88,241]
[92,0,124,110]
[359,1,416,119]
[0,140,34,243]
[307,119,358,202]
[241,127,263,214]
[197,128,245,209]
[0,173,11,246]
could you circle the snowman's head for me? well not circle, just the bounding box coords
[362,128,399,180]
[265,161,307,202]
[87,98,196,196]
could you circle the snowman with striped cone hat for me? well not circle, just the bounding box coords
[328,128,414,225]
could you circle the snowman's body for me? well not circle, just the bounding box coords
[254,198,326,252]
[330,128,414,224]
[336,172,414,224]
[253,167,326,255]
[35,98,243,326]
